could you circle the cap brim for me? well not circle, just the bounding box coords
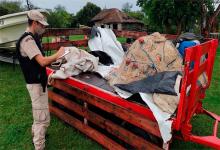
[38,20,49,26]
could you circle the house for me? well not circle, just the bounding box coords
[91,8,144,31]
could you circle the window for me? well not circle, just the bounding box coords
[113,24,118,30]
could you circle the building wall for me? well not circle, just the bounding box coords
[95,22,101,27]
[104,24,110,28]
[117,23,122,31]
[110,24,113,30]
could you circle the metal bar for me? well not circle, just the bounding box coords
[189,135,220,149]
[213,120,218,137]
[83,102,88,125]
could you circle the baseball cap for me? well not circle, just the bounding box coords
[27,10,49,26]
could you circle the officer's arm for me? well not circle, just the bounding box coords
[35,47,65,67]
[35,54,58,67]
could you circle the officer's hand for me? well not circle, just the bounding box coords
[56,47,65,59]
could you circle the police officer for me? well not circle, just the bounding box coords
[16,10,64,150]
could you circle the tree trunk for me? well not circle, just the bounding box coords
[202,4,220,37]
[164,19,171,34]
[176,16,185,35]
[176,23,182,35]
[164,25,171,34]
[211,17,218,32]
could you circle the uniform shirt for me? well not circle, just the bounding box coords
[20,33,41,59]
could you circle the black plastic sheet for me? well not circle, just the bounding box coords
[115,71,181,95]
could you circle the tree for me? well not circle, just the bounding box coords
[122,2,133,13]
[47,5,72,28]
[75,2,101,26]
[137,0,217,35]
[127,11,144,21]
[201,0,220,36]
[0,0,24,16]
[0,6,9,16]
[70,14,78,28]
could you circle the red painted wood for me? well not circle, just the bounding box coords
[48,79,161,138]
[47,68,157,122]
[113,30,147,39]
[43,39,88,50]
[49,90,162,150]
[49,104,126,150]
[174,39,218,131]
[43,28,90,36]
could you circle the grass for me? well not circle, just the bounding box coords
[171,48,220,149]
[69,35,84,41]
[0,62,101,150]
[42,35,85,44]
[117,37,127,44]
[0,48,220,150]
[42,35,127,44]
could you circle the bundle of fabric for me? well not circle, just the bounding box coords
[88,27,125,65]
[50,47,99,79]
[115,71,182,114]
[176,32,203,58]
[113,75,181,143]
[176,32,208,87]
[106,32,184,115]
[107,32,183,86]
[89,50,113,66]
[105,33,184,143]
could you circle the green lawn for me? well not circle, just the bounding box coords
[171,49,220,149]
[42,35,127,44]
[0,62,101,150]
[0,49,220,149]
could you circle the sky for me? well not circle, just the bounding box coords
[20,0,141,14]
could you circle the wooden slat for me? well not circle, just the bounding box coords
[164,34,178,40]
[186,61,208,87]
[49,90,162,150]
[113,30,147,39]
[51,80,162,138]
[43,28,90,36]
[43,28,147,40]
[200,42,211,56]
[43,39,88,50]
[49,104,126,150]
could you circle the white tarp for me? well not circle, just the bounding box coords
[113,75,182,143]
[88,27,125,65]
[113,87,172,143]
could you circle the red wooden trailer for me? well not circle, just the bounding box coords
[43,28,219,149]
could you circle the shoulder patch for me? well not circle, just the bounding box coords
[25,37,34,42]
